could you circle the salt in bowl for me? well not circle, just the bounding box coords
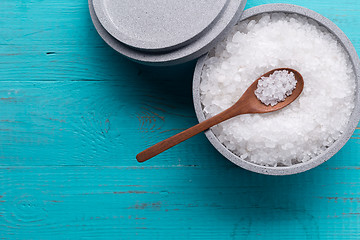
[193,4,360,175]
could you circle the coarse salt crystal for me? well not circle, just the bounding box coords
[255,70,297,106]
[200,13,356,167]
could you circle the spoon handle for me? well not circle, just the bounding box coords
[136,107,238,163]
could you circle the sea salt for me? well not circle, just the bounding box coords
[200,13,356,167]
[255,70,297,106]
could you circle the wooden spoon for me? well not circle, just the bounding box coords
[136,68,304,163]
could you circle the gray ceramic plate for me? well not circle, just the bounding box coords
[89,0,247,66]
[193,4,360,175]
[93,0,229,52]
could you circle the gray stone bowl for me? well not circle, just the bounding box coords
[193,3,360,175]
[89,0,246,66]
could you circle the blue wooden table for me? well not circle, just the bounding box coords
[1,0,360,239]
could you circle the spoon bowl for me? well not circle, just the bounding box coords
[136,68,304,163]
[229,68,304,115]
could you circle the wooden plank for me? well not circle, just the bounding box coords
[1,166,360,239]
[0,80,207,166]
[0,0,196,82]
[0,81,358,167]
[0,0,359,82]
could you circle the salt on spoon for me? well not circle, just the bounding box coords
[255,70,297,106]
[136,68,304,163]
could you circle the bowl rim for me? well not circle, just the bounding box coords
[192,3,360,175]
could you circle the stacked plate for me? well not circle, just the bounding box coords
[89,0,247,66]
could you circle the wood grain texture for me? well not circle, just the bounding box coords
[0,0,360,239]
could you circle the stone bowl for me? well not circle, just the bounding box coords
[89,0,247,66]
[193,3,360,175]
